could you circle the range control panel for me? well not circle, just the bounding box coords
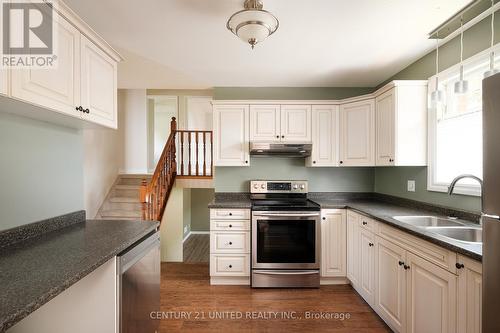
[250,180,308,194]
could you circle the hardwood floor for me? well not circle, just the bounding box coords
[159,263,391,333]
[183,234,209,263]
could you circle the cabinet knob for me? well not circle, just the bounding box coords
[85,108,90,114]
[456,263,465,269]
[229,265,232,268]
[362,221,368,225]
[229,212,232,216]
[245,160,249,164]
[398,261,405,266]
[404,265,410,270]
[339,161,343,164]
[229,224,232,228]
[322,217,326,220]
[229,242,233,245]
[389,158,394,162]
[313,161,316,164]
[369,242,374,247]
[281,135,285,138]
[276,135,279,139]
[76,106,83,112]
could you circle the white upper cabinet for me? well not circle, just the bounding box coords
[320,209,346,278]
[0,68,7,95]
[375,82,427,166]
[457,255,482,333]
[339,99,375,166]
[406,252,457,333]
[80,35,117,128]
[213,105,250,167]
[249,105,280,142]
[307,105,338,167]
[11,17,81,117]
[280,105,312,142]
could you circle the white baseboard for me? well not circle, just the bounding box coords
[182,231,210,243]
[320,277,349,285]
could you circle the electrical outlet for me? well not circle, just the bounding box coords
[407,180,416,192]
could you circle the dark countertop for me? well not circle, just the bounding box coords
[208,193,482,261]
[0,212,158,332]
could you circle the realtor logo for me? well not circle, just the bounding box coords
[1,0,57,68]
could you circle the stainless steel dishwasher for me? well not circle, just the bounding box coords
[118,232,160,333]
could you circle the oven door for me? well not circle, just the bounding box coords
[252,211,320,270]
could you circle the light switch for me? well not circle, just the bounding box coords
[407,180,416,192]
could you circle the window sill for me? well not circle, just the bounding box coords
[427,183,481,197]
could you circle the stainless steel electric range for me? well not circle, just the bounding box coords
[250,180,321,288]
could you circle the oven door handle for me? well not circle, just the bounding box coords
[252,212,320,217]
[253,270,319,275]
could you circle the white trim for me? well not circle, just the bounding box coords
[426,44,497,197]
[182,231,210,243]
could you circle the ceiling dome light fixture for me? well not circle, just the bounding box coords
[227,0,279,49]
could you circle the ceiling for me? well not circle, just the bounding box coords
[64,0,471,89]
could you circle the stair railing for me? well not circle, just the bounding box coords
[140,117,213,221]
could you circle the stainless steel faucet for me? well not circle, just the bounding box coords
[448,174,484,215]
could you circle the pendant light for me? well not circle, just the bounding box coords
[484,0,499,78]
[454,17,469,94]
[430,34,444,104]
[227,0,279,49]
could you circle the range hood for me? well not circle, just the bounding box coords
[250,142,312,157]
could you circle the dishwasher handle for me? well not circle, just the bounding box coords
[119,232,160,274]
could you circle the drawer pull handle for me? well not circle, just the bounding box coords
[229,265,232,268]
[398,261,404,266]
[368,242,374,247]
[404,265,410,270]
[362,221,368,225]
[456,263,465,269]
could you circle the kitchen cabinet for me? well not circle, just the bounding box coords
[10,17,81,118]
[280,105,312,142]
[80,35,117,128]
[339,99,375,166]
[307,105,338,167]
[320,209,346,278]
[375,82,427,166]
[359,228,376,306]
[0,68,7,95]
[457,255,482,333]
[374,236,407,333]
[213,105,250,167]
[406,252,457,333]
[249,105,281,142]
[209,209,251,285]
[347,211,361,286]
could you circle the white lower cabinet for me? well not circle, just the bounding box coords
[320,209,346,278]
[457,255,482,333]
[375,236,407,333]
[406,252,457,333]
[209,209,251,285]
[346,210,480,333]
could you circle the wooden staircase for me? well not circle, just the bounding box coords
[96,175,151,220]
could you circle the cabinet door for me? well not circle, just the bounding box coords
[406,252,457,333]
[213,105,250,166]
[308,105,338,167]
[457,256,482,333]
[249,105,280,142]
[10,17,80,115]
[359,229,376,306]
[280,105,312,142]
[320,209,346,277]
[339,99,375,166]
[375,236,407,333]
[0,68,7,95]
[347,211,361,286]
[80,35,117,128]
[375,89,395,166]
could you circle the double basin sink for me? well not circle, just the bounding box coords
[392,216,482,243]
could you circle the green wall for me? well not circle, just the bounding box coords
[0,113,84,230]
[191,188,214,232]
[213,87,373,100]
[215,158,374,193]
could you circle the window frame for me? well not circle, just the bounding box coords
[427,44,500,197]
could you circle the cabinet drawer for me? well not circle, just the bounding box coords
[359,215,378,233]
[211,220,250,231]
[210,254,250,276]
[210,231,250,254]
[210,209,250,220]
[378,223,457,273]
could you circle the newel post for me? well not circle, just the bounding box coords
[171,117,177,174]
[140,179,148,220]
